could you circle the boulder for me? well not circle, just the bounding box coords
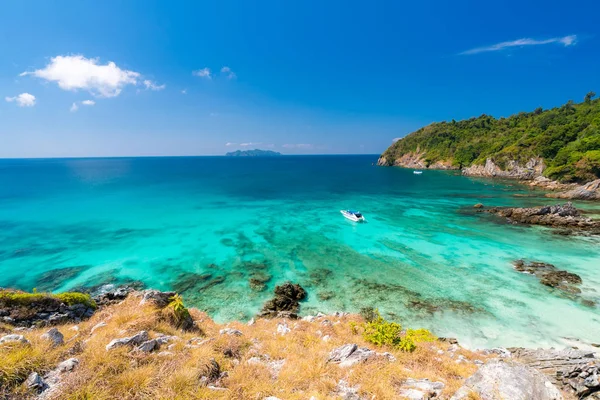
[327,344,391,368]
[509,348,599,398]
[41,328,64,347]
[106,331,149,351]
[25,372,47,393]
[56,358,79,373]
[0,334,29,345]
[259,282,307,318]
[451,360,563,400]
[547,179,600,201]
[473,203,484,208]
[137,339,159,352]
[398,378,444,399]
[139,290,176,308]
[334,379,365,400]
[219,328,243,336]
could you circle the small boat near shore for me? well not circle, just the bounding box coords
[341,210,366,222]
[413,170,423,175]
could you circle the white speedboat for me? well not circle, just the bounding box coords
[413,170,423,174]
[341,210,365,222]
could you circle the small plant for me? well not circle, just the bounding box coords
[361,309,435,352]
[166,294,194,331]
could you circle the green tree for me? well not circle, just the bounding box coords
[585,91,596,104]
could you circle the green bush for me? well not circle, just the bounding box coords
[55,292,97,309]
[361,310,435,352]
[0,290,96,309]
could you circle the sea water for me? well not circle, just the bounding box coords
[0,156,598,349]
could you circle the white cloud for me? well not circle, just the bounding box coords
[143,79,166,91]
[225,142,236,146]
[181,89,187,94]
[392,138,401,143]
[193,67,211,79]
[81,100,95,106]
[240,142,261,147]
[220,66,236,79]
[21,55,141,97]
[461,35,577,55]
[70,102,78,112]
[282,143,312,149]
[5,93,36,107]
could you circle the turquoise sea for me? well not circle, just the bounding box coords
[1,156,599,349]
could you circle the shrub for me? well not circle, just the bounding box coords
[165,294,195,331]
[55,292,97,309]
[0,290,96,309]
[361,310,435,352]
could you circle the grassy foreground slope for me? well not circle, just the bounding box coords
[381,93,600,183]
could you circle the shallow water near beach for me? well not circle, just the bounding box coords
[1,155,599,349]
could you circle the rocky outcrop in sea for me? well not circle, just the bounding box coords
[480,202,600,234]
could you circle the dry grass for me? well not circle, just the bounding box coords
[0,295,484,399]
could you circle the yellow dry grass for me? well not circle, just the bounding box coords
[0,295,484,399]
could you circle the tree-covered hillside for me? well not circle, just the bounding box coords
[381,93,600,183]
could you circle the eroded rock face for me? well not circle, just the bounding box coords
[259,282,307,318]
[482,202,600,234]
[547,179,600,201]
[509,348,600,399]
[462,157,545,180]
[327,344,395,368]
[513,260,583,294]
[41,328,64,347]
[451,360,563,400]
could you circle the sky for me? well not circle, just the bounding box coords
[1,0,599,157]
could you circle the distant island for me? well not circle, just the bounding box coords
[225,149,282,157]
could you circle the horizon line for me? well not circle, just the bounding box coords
[0,153,382,160]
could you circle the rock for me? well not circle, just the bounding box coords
[0,334,29,345]
[90,321,107,334]
[451,360,563,400]
[41,328,64,347]
[25,372,47,393]
[56,358,79,373]
[473,203,484,208]
[219,328,243,336]
[334,379,364,400]
[247,318,255,326]
[264,397,282,400]
[509,347,599,398]
[398,378,445,399]
[258,282,307,318]
[106,331,149,351]
[481,347,512,358]
[137,339,158,352]
[547,179,600,201]
[482,202,600,234]
[462,157,545,180]
[276,322,290,335]
[93,286,133,307]
[512,260,583,295]
[327,344,389,367]
[139,290,176,308]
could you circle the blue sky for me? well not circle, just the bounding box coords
[1,0,599,157]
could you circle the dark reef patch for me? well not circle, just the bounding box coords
[35,266,89,292]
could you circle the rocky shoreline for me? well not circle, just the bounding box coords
[1,285,599,399]
[378,154,600,201]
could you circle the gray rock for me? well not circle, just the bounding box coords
[139,290,175,308]
[327,344,376,367]
[451,360,563,400]
[25,372,47,393]
[90,321,107,334]
[219,328,243,336]
[41,328,64,347]
[334,379,364,400]
[137,339,158,352]
[57,358,79,373]
[106,330,149,351]
[398,378,444,399]
[0,334,29,345]
[509,347,599,397]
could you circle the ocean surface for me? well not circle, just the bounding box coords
[1,155,599,349]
